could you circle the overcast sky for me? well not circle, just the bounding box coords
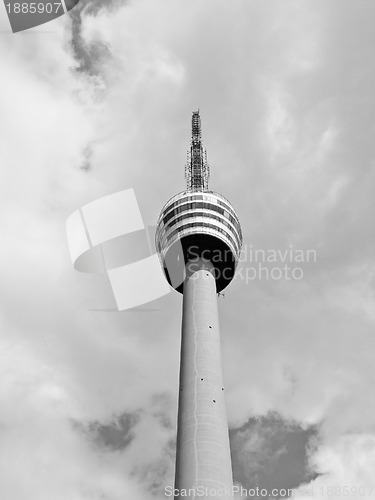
[1,1,375,499]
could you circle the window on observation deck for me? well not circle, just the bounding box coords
[162,202,240,231]
[162,221,239,252]
[164,211,236,233]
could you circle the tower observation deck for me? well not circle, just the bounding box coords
[156,112,242,499]
[156,111,242,294]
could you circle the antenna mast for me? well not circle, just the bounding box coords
[185,110,210,191]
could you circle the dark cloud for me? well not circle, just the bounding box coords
[73,411,139,451]
[230,413,319,498]
[80,144,93,171]
[71,397,176,495]
[68,0,127,75]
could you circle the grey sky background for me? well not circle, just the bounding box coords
[1,1,375,499]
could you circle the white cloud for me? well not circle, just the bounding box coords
[294,434,375,500]
[1,0,375,497]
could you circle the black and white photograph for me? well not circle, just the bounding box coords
[1,1,375,499]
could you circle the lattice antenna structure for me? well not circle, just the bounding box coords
[185,110,210,191]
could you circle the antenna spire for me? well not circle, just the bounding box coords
[185,110,210,191]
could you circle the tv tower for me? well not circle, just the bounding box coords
[156,111,242,499]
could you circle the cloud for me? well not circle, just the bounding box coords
[67,0,127,76]
[230,413,318,497]
[75,411,140,451]
[1,0,375,498]
[0,336,148,500]
[293,434,375,500]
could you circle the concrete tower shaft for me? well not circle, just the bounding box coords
[175,260,234,499]
[156,111,242,500]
